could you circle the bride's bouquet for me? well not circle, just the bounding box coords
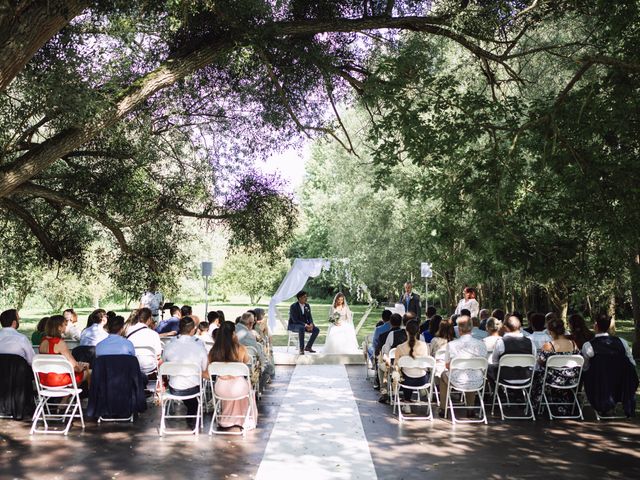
[328,311,341,326]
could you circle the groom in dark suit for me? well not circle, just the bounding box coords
[288,290,320,354]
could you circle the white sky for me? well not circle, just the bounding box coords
[258,143,310,196]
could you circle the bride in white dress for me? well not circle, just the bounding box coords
[323,292,360,354]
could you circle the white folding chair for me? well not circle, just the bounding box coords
[491,354,536,420]
[244,345,262,399]
[386,348,397,407]
[208,362,257,436]
[30,354,85,435]
[393,356,436,422]
[287,330,310,352]
[432,348,447,407]
[363,334,376,381]
[158,362,203,436]
[134,346,161,401]
[445,357,488,424]
[540,355,584,420]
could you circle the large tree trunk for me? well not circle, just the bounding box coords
[629,252,640,358]
[0,1,87,91]
[547,280,569,321]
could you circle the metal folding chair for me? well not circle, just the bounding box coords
[491,354,536,420]
[539,355,585,420]
[287,330,311,352]
[30,354,85,435]
[393,356,436,422]
[134,346,161,399]
[158,362,203,436]
[208,362,257,436]
[444,356,488,424]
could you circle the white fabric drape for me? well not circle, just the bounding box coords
[268,258,330,333]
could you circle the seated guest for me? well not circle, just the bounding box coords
[124,308,162,374]
[377,314,406,403]
[369,309,393,389]
[490,315,536,383]
[207,310,221,332]
[491,309,505,323]
[371,310,393,361]
[419,306,437,335]
[395,320,430,413]
[209,321,256,432]
[63,308,81,341]
[530,317,580,412]
[422,315,442,343]
[217,310,226,323]
[529,313,552,352]
[155,306,181,337]
[471,316,488,340]
[96,316,135,357]
[181,305,201,325]
[38,315,89,385]
[453,310,470,338]
[0,309,35,365]
[567,313,594,350]
[236,312,274,382]
[80,309,108,346]
[524,311,536,334]
[253,308,271,347]
[492,314,536,370]
[478,309,490,331]
[162,317,209,429]
[31,316,49,346]
[483,317,503,362]
[429,319,455,387]
[582,313,638,416]
[430,320,455,359]
[196,321,211,341]
[438,316,487,416]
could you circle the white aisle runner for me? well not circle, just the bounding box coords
[256,364,377,480]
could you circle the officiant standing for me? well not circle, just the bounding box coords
[400,282,421,321]
[288,290,320,355]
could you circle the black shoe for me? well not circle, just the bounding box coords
[438,409,446,418]
[373,383,380,391]
[299,349,305,355]
[186,419,196,430]
[304,347,316,353]
[378,394,389,404]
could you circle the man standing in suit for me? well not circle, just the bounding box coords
[288,290,320,355]
[400,282,421,321]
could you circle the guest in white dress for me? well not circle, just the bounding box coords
[324,292,360,354]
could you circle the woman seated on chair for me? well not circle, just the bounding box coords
[483,317,503,363]
[39,315,89,387]
[208,321,256,432]
[530,317,580,413]
[394,320,430,404]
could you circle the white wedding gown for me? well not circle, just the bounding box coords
[323,306,360,354]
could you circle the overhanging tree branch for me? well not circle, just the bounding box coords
[0,197,63,260]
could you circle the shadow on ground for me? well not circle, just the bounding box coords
[347,365,640,480]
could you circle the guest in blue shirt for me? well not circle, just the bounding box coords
[422,315,442,343]
[155,305,181,337]
[372,310,393,352]
[96,315,135,357]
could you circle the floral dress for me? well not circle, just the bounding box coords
[531,342,580,415]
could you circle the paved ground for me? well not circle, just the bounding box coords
[1,365,639,479]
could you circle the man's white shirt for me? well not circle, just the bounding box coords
[581,333,635,370]
[0,327,34,365]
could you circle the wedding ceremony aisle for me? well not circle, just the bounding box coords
[1,364,639,479]
[256,365,376,480]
